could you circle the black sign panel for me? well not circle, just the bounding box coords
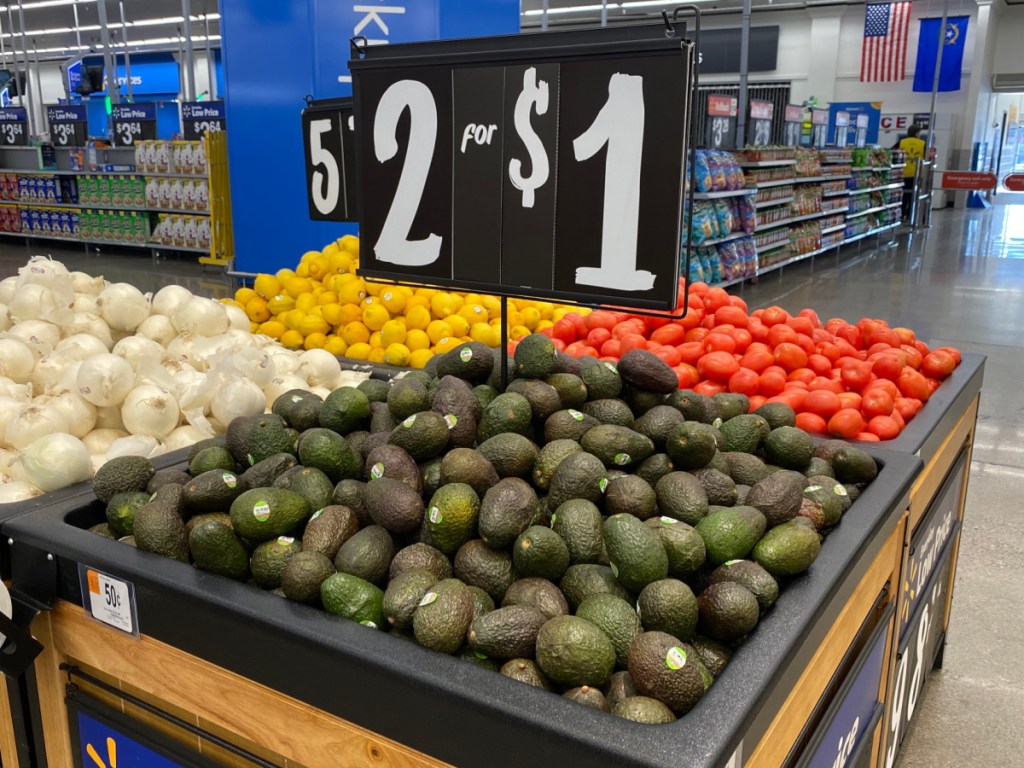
[46,105,88,147]
[350,25,693,310]
[706,115,735,150]
[111,104,157,147]
[181,101,226,140]
[302,98,358,222]
[699,26,779,74]
[0,107,28,146]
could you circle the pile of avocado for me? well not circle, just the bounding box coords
[88,333,878,724]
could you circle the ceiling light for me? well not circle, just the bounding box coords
[0,0,97,11]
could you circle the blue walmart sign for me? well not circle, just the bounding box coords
[76,710,190,768]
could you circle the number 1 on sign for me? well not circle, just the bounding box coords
[573,73,653,291]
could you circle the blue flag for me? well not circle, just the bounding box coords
[913,16,969,92]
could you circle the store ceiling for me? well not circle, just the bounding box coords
[519,0,803,28]
[0,0,220,62]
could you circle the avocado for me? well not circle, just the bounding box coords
[189,520,250,580]
[467,605,547,660]
[280,551,335,604]
[665,422,718,471]
[637,579,698,641]
[363,444,422,493]
[709,560,779,613]
[477,393,533,443]
[334,525,395,584]
[499,658,554,691]
[636,453,675,487]
[435,451,495,509]
[545,373,588,409]
[631,406,686,452]
[383,568,438,629]
[551,499,604,565]
[185,512,232,537]
[238,453,297,491]
[606,670,639,710]
[720,414,769,454]
[603,514,669,593]
[575,593,643,669]
[250,536,302,589]
[580,361,622,400]
[514,334,558,378]
[536,615,616,687]
[613,696,676,724]
[831,445,878,484]
[478,478,542,550]
[544,409,599,443]
[724,452,770,486]
[580,399,635,427]
[468,586,496,620]
[235,414,297,466]
[695,505,767,565]
[389,543,453,582]
[531,439,582,493]
[745,470,806,527]
[502,577,569,619]
[507,379,563,421]
[580,425,655,470]
[560,564,630,610]
[627,631,708,715]
[753,520,822,577]
[454,539,517,603]
[513,526,570,582]
[804,457,835,479]
[363,476,424,534]
[387,378,431,421]
[644,517,706,580]
[105,491,149,537]
[319,386,371,435]
[697,582,760,642]
[604,475,657,520]
[563,686,611,712]
[321,572,385,628]
[181,469,244,515]
[369,401,396,435]
[423,482,480,556]
[294,428,361,483]
[272,466,334,511]
[301,505,359,559]
[188,435,227,463]
[355,378,390,404]
[93,455,155,503]
[388,411,450,462]
[331,479,370,526]
[655,472,709,526]
[413,578,475,653]
[713,393,750,422]
[477,433,540,479]
[472,384,498,409]
[764,426,816,470]
[801,484,845,527]
[621,385,665,417]
[754,401,797,429]
[146,467,190,494]
[667,390,719,423]
[692,637,733,679]
[272,389,324,431]
[691,468,738,507]
[617,349,678,394]
[133,487,188,561]
[812,438,848,463]
[547,451,608,510]
[189,446,235,476]
[429,376,482,449]
[436,342,494,383]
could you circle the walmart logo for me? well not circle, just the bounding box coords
[86,736,117,768]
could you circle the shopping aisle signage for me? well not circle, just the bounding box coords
[811,109,829,149]
[749,100,773,147]
[111,104,157,146]
[46,105,88,147]
[834,112,850,148]
[783,104,803,147]
[707,95,738,150]
[0,107,27,146]
[939,171,996,190]
[855,113,870,148]
[181,101,226,140]
[350,26,694,310]
[302,98,357,222]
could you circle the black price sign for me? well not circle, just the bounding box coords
[46,105,88,146]
[0,107,28,146]
[302,98,357,222]
[182,101,226,140]
[749,99,773,147]
[705,94,737,150]
[783,104,803,147]
[812,109,829,150]
[111,104,157,147]
[350,25,694,310]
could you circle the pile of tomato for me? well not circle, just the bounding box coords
[527,280,961,441]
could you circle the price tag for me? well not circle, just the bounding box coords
[46,105,88,147]
[350,23,694,311]
[0,107,28,146]
[79,564,139,637]
[811,109,830,150]
[706,94,737,150]
[302,97,357,222]
[181,101,226,140]
[748,100,773,147]
[783,104,803,148]
[111,104,157,147]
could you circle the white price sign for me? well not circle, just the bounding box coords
[80,564,138,636]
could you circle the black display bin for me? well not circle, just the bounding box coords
[3,446,921,768]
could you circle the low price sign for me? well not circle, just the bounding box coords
[783,104,803,147]
[749,99,773,147]
[181,101,226,140]
[303,98,357,222]
[111,103,157,146]
[0,107,28,146]
[46,104,88,146]
[707,94,738,150]
[346,25,694,310]
[811,108,829,149]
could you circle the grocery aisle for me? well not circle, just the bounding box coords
[742,206,1024,767]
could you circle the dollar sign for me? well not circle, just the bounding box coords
[508,67,550,209]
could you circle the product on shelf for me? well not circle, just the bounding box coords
[735,146,796,162]
[693,149,746,193]
[754,184,794,206]
[754,227,791,252]
[793,149,823,178]
[819,148,853,164]
[851,147,892,169]
[744,166,795,186]
[822,179,849,196]
[687,236,757,285]
[135,139,209,176]
[687,194,755,246]
[791,186,822,217]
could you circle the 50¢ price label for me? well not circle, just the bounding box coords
[79,564,139,637]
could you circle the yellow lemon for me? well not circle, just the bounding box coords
[328,250,352,274]
[521,307,541,330]
[308,255,331,281]
[458,304,488,324]
[321,303,344,327]
[267,294,295,316]
[258,320,286,340]
[253,274,280,300]
[384,343,411,366]
[409,349,434,369]
[536,319,554,331]
[536,301,554,320]
[482,295,502,316]
[338,278,367,305]
[324,336,348,356]
[245,296,269,323]
[295,293,317,313]
[298,315,330,336]
[234,286,257,305]
[405,329,430,351]
[365,280,385,297]
[447,315,470,338]
[434,336,463,354]
[275,268,295,285]
[405,304,431,331]
[379,288,407,314]
[337,303,363,325]
[339,234,360,253]
[282,309,305,331]
[317,291,338,306]
[404,294,431,313]
[341,321,370,346]
[369,331,383,349]
[322,241,340,256]
[427,320,452,345]
[346,342,371,360]
[280,330,304,349]
[250,321,260,333]
[430,293,456,318]
[470,322,498,347]
[285,277,314,299]
[362,302,390,332]
[380,319,407,347]
[295,263,310,278]
[368,348,387,364]
[510,325,531,341]
[300,250,320,265]
[303,332,328,350]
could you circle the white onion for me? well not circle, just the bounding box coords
[0,395,24,443]
[121,384,180,438]
[0,339,36,382]
[151,284,193,317]
[5,404,70,449]
[165,332,195,364]
[20,433,91,492]
[10,283,69,324]
[64,313,113,349]
[56,360,83,395]
[310,386,331,399]
[299,349,342,389]
[0,482,41,503]
[135,314,177,346]
[229,348,275,389]
[70,271,105,295]
[95,405,125,431]
[97,283,150,332]
[0,304,9,332]
[71,294,99,315]
[0,378,30,401]
[56,333,110,361]
[225,303,250,331]
[165,424,214,451]
[191,333,241,371]
[19,255,70,284]
[211,378,266,426]
[77,354,135,407]
[337,369,370,388]
[82,428,127,455]
[171,296,230,336]
[266,348,300,375]
[0,277,17,305]
[113,336,165,370]
[105,435,163,460]
[31,352,75,394]
[48,393,97,438]
[7,320,61,359]
[264,374,309,405]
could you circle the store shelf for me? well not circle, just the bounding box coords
[738,159,796,168]
[696,230,752,247]
[692,188,754,200]
[792,175,840,184]
[709,273,752,289]
[759,245,831,276]
[755,196,795,209]
[883,202,902,210]
[0,167,207,179]
[756,210,830,232]
[821,158,855,164]
[820,174,853,181]
[823,189,852,198]
[747,178,797,189]
[822,223,848,235]
[846,205,889,219]
[11,200,210,216]
[891,163,906,169]
[851,166,889,173]
[0,229,208,253]
[757,239,790,254]
[842,221,900,245]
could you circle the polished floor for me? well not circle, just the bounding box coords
[0,208,1021,764]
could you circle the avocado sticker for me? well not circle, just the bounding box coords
[609,562,619,577]
[444,414,458,429]
[613,453,631,466]
[277,536,295,546]
[222,472,237,488]
[428,506,443,524]
[659,516,677,526]
[834,484,848,496]
[360,620,378,629]
[665,646,688,670]
[803,485,822,494]
[402,415,417,428]
[247,453,256,466]
[460,347,473,362]
[311,509,323,521]
[419,591,438,607]
[370,462,385,479]
[290,394,304,403]
[604,362,617,374]
[253,501,271,522]
[569,409,584,421]
[712,418,723,429]
[598,478,609,493]
[724,559,742,567]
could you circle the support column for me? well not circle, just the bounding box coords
[955,0,998,206]
[792,7,845,107]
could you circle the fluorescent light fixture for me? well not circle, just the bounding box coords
[0,0,97,10]
[0,33,221,57]
[0,15,220,40]
[523,4,616,15]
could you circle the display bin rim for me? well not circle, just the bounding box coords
[3,446,921,768]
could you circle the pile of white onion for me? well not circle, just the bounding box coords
[0,256,368,502]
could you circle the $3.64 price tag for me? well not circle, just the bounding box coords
[79,564,139,637]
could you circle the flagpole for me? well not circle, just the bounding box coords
[736,0,752,146]
[927,0,949,157]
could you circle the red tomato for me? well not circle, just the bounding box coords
[763,364,788,379]
[767,324,798,348]
[694,380,727,397]
[586,327,612,349]
[816,342,841,363]
[787,368,816,385]
[894,397,923,420]
[933,346,962,365]
[552,320,577,345]
[550,338,566,352]
[892,327,916,345]
[774,342,809,372]
[678,306,705,329]
[685,327,710,344]
[900,344,924,370]
[840,360,873,391]
[773,390,807,410]
[600,339,621,358]
[867,342,895,358]
[747,320,769,344]
[798,308,822,329]
[702,288,732,313]
[697,351,740,382]
[925,378,941,395]
[837,392,862,411]
[674,363,700,390]
[715,305,749,328]
[704,333,737,354]
[584,311,619,331]
[677,341,705,366]
[759,370,788,396]
[897,368,931,401]
[643,315,671,334]
[795,412,828,434]
[867,326,900,349]
[828,408,865,438]
[861,388,894,418]
[619,334,648,354]
[784,380,810,391]
[564,341,590,357]
[611,320,643,340]
[730,328,753,353]
[786,315,815,337]
[871,353,903,382]
[728,368,761,396]
[921,351,956,380]
[761,306,790,327]
[740,347,775,373]
[538,326,553,338]
[834,338,860,359]
[835,324,862,350]
[795,335,817,357]
[804,389,842,419]
[913,340,931,357]
[865,379,900,399]
[650,324,686,346]
[653,346,681,367]
[890,408,906,430]
[809,376,844,394]
[807,354,833,376]
[747,395,766,411]
[867,415,901,440]
[856,432,881,442]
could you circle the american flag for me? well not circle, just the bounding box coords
[861,2,912,82]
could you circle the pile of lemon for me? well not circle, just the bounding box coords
[226,236,588,368]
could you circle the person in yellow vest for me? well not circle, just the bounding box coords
[900,125,926,219]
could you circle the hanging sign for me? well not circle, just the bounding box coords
[111,103,157,146]
[46,105,88,147]
[0,107,28,146]
[749,100,774,147]
[302,97,358,222]
[350,24,694,311]
[834,111,851,148]
[811,108,829,149]
[855,113,870,148]
[706,94,738,150]
[181,101,226,140]
[783,104,803,147]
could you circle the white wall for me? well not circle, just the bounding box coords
[993,3,1024,75]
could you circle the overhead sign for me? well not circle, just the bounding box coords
[749,100,773,147]
[0,107,28,146]
[1004,173,1024,192]
[181,101,226,140]
[939,171,997,190]
[707,94,738,150]
[87,52,181,96]
[111,103,157,146]
[46,104,88,147]
[699,26,779,74]
[303,98,357,222]
[811,109,829,149]
[350,25,694,310]
[783,104,803,147]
